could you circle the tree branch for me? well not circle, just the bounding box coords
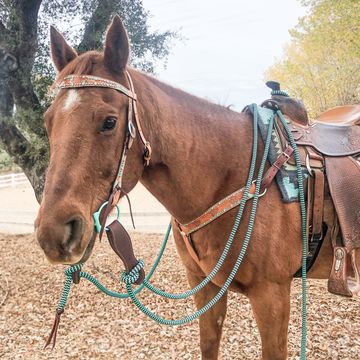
[0,95,45,204]
[0,19,10,47]
[0,19,6,34]
[0,117,45,203]
[77,0,116,52]
[0,48,45,203]
[0,0,47,202]
[3,0,45,138]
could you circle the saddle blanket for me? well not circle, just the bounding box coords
[255,105,308,203]
[254,105,360,203]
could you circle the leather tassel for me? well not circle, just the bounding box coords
[44,309,64,349]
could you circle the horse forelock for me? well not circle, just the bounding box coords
[58,51,103,79]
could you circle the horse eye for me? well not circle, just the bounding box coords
[101,117,117,132]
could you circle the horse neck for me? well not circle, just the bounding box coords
[130,70,254,223]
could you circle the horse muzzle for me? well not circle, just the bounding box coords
[35,213,94,265]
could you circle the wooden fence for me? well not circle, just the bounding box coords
[0,173,29,189]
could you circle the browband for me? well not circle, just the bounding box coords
[52,74,137,100]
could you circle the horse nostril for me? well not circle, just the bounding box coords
[64,216,84,251]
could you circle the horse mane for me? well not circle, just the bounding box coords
[57,52,237,117]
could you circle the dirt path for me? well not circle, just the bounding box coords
[0,232,359,359]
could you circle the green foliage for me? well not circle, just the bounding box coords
[266,0,360,116]
[0,147,20,172]
[32,0,178,154]
[1,0,177,173]
[34,0,177,83]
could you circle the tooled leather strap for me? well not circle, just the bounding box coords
[52,74,137,99]
[177,145,294,265]
[177,145,294,238]
[178,183,257,236]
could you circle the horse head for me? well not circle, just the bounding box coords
[35,16,145,265]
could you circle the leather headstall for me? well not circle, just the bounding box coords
[53,71,151,282]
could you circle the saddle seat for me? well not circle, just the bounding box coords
[315,105,360,126]
[263,81,360,297]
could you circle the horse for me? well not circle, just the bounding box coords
[34,15,353,360]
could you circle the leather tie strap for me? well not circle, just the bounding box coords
[311,169,325,236]
[44,309,64,349]
[260,145,294,192]
[106,220,145,285]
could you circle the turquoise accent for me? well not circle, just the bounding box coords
[282,176,300,198]
[256,106,274,125]
[271,89,290,97]
[92,201,121,233]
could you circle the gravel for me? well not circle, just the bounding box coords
[0,232,359,359]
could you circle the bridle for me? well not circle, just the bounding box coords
[45,71,154,349]
[53,71,152,234]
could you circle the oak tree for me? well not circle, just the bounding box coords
[266,0,359,117]
[0,0,176,201]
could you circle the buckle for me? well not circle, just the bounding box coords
[282,150,291,160]
[128,121,136,139]
[305,154,314,177]
[143,142,152,166]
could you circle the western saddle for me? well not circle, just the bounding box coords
[262,81,360,297]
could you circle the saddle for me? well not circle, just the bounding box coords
[262,81,360,297]
[316,105,360,126]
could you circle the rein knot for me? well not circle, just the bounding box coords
[64,263,83,277]
[121,260,145,285]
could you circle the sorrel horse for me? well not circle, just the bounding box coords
[35,16,351,360]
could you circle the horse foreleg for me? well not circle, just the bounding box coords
[187,271,228,360]
[248,280,291,360]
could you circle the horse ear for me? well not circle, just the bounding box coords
[50,26,78,72]
[104,15,129,73]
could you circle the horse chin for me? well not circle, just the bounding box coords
[77,230,97,264]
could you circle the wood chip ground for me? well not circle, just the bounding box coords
[0,232,359,359]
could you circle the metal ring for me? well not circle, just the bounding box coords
[92,201,121,233]
[251,180,268,197]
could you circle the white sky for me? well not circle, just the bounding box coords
[142,0,306,109]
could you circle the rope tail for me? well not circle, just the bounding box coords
[44,309,64,349]
[44,265,80,349]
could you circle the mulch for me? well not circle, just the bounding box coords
[0,232,359,359]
